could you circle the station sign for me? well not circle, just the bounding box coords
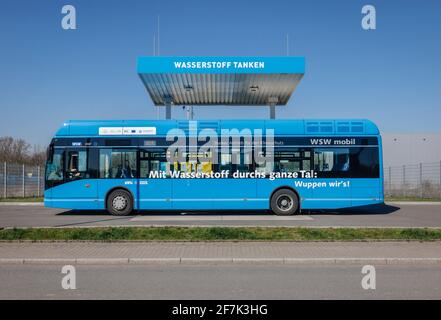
[137,56,305,74]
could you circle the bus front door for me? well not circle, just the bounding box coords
[63,148,99,209]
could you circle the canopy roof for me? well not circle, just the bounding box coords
[137,56,305,106]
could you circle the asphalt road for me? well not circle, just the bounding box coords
[1,264,440,299]
[0,202,440,228]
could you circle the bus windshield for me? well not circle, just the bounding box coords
[46,148,64,181]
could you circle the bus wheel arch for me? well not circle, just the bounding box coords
[105,187,134,216]
[269,186,300,215]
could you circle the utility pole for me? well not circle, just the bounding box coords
[156,15,160,119]
[157,15,160,56]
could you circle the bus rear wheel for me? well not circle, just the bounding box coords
[270,189,299,216]
[107,189,133,216]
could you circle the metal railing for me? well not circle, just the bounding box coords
[384,161,441,199]
[0,162,44,198]
[0,161,440,200]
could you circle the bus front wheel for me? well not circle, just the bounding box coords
[270,189,299,216]
[107,189,133,216]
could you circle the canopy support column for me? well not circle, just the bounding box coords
[268,96,279,119]
[164,96,172,120]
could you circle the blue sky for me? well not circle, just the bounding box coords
[0,0,440,146]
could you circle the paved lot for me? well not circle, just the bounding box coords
[2,233,440,300]
[0,202,440,228]
[1,264,440,299]
[1,241,441,264]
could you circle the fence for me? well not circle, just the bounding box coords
[0,162,44,198]
[0,161,441,199]
[384,161,441,199]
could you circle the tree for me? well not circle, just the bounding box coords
[29,145,47,166]
[0,137,46,165]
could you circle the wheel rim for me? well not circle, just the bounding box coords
[112,195,127,211]
[276,194,294,212]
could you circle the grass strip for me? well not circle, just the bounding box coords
[1,227,441,241]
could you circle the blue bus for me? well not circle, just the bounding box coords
[44,119,383,215]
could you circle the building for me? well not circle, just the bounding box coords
[382,133,441,167]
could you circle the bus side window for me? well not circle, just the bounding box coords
[254,150,273,175]
[273,148,311,173]
[139,149,171,178]
[314,148,350,173]
[235,149,252,173]
[313,147,379,178]
[219,153,232,172]
[199,151,213,174]
[349,147,379,177]
[99,149,137,179]
[179,151,213,174]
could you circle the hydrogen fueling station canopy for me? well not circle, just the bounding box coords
[137,56,305,119]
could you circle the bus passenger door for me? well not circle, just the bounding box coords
[97,148,139,210]
[138,149,172,210]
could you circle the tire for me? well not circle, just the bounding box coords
[270,189,299,216]
[106,189,133,216]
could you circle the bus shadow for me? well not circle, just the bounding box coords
[135,210,273,217]
[57,209,272,217]
[57,210,113,216]
[306,203,400,216]
[56,204,399,217]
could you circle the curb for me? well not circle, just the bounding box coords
[1,257,441,265]
[0,202,43,206]
[387,201,441,205]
